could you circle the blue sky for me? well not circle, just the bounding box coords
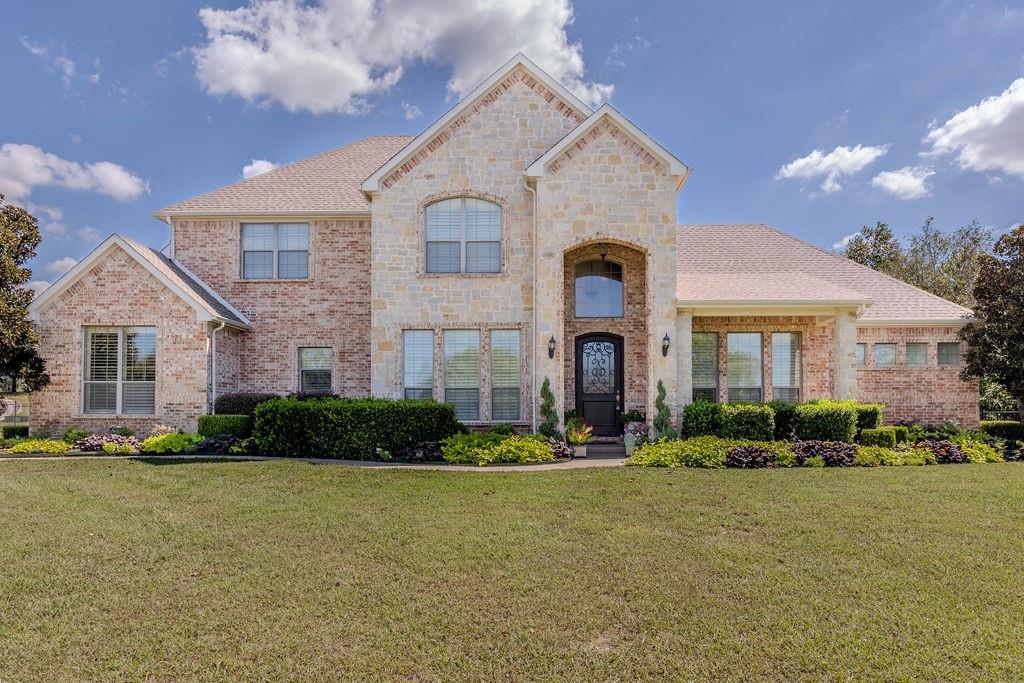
[3,0,1023,291]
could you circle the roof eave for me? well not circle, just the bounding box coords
[857,317,977,327]
[153,209,371,220]
[677,299,872,308]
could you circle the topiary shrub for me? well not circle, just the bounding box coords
[140,432,203,454]
[538,377,560,439]
[725,445,778,469]
[198,414,252,438]
[653,380,676,439]
[682,401,724,437]
[852,403,884,432]
[214,392,280,417]
[793,440,857,467]
[980,421,1024,441]
[794,402,857,442]
[768,401,799,440]
[721,403,775,441]
[2,425,29,439]
[859,427,898,448]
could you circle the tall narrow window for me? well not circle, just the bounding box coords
[855,343,866,367]
[242,223,309,279]
[444,330,480,420]
[874,343,896,368]
[83,327,156,415]
[490,330,521,421]
[403,330,434,400]
[771,332,802,402]
[692,332,719,403]
[938,342,961,367]
[727,332,763,402]
[906,342,928,368]
[574,260,624,318]
[298,347,332,392]
[425,198,501,274]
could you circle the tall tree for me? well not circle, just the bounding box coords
[0,195,50,391]
[961,225,1024,413]
[842,222,906,277]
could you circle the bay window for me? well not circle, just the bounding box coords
[83,327,156,415]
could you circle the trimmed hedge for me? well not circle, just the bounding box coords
[794,401,857,442]
[682,401,724,437]
[214,392,280,416]
[721,404,775,441]
[980,420,1024,441]
[767,401,799,440]
[892,426,910,444]
[852,403,884,432]
[198,414,252,438]
[2,425,29,439]
[859,427,898,448]
[254,398,462,459]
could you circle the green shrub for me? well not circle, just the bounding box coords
[859,427,898,448]
[852,403,884,432]
[721,404,775,441]
[538,378,560,439]
[198,414,252,438]
[489,423,516,436]
[484,436,554,465]
[102,440,137,455]
[980,420,1024,441]
[441,432,507,464]
[62,427,90,444]
[139,432,202,454]
[2,425,29,439]
[767,401,799,440]
[682,401,724,437]
[254,398,461,459]
[441,433,553,466]
[795,402,857,442]
[653,380,676,439]
[900,446,936,466]
[627,436,734,468]
[214,392,280,416]
[951,436,1003,464]
[801,455,825,468]
[8,439,71,454]
[892,426,910,444]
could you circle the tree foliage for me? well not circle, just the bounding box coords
[0,195,50,391]
[961,225,1024,411]
[538,377,560,439]
[652,380,676,439]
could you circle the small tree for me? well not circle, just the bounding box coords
[652,380,676,439]
[961,225,1024,415]
[538,377,561,438]
[0,195,50,391]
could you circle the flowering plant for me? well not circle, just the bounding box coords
[566,421,593,445]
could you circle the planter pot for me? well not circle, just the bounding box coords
[624,433,637,456]
[573,444,588,459]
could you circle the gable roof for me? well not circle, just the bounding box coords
[29,234,250,329]
[155,136,413,217]
[361,53,592,194]
[676,224,975,324]
[525,104,691,186]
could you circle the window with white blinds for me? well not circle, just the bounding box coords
[874,343,896,368]
[771,332,802,402]
[855,343,866,367]
[299,347,332,393]
[425,198,500,273]
[403,330,434,400]
[906,342,928,367]
[443,330,480,420]
[84,327,156,415]
[692,332,719,403]
[242,223,309,279]
[490,330,520,421]
[727,332,763,402]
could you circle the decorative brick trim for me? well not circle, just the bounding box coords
[547,119,668,177]
[414,189,511,278]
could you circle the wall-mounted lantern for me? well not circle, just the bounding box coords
[548,336,557,359]
[662,333,671,357]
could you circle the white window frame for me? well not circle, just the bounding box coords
[771,332,802,403]
[873,343,897,368]
[727,332,763,403]
[490,329,521,421]
[403,330,435,400]
[82,326,157,416]
[443,330,481,421]
[691,331,719,403]
[241,222,310,280]
[298,347,333,393]
[906,342,928,368]
[425,197,501,274]
[938,342,961,368]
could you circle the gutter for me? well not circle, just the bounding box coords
[153,210,371,220]
[210,320,226,413]
[523,177,538,433]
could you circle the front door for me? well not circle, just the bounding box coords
[575,334,624,437]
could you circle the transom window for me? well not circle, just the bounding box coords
[575,259,623,318]
[403,330,434,400]
[771,332,802,402]
[298,347,332,393]
[242,223,309,279]
[727,332,763,402]
[83,327,156,415]
[691,332,719,403]
[425,198,501,273]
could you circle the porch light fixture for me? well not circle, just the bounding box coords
[548,336,556,359]
[662,333,671,357]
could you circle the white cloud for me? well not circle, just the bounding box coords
[25,280,51,296]
[46,257,79,275]
[832,232,860,250]
[77,226,101,242]
[242,159,278,179]
[42,220,68,238]
[776,144,889,193]
[0,143,148,203]
[192,0,612,114]
[20,36,76,89]
[870,166,935,200]
[88,57,102,84]
[925,78,1024,178]
[69,133,82,144]
[401,101,422,120]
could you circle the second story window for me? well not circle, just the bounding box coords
[242,223,309,279]
[425,198,501,274]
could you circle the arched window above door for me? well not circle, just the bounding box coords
[574,259,623,318]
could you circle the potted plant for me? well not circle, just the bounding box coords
[566,419,593,458]
[623,421,650,456]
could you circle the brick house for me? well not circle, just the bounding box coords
[28,54,978,436]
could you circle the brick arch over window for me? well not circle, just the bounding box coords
[415,190,510,276]
[563,241,648,415]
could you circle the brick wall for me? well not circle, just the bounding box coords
[857,326,979,426]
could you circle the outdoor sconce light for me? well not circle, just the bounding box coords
[662,333,671,357]
[548,336,557,359]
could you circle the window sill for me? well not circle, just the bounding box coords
[234,278,311,284]
[419,272,506,278]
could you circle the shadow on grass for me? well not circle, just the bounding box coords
[130,456,266,466]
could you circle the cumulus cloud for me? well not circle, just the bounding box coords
[925,78,1024,178]
[25,280,51,296]
[777,144,889,193]
[401,101,422,120]
[192,0,612,114]
[0,143,148,203]
[832,232,861,250]
[46,256,79,275]
[870,166,935,200]
[78,226,101,242]
[242,159,278,179]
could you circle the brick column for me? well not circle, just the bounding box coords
[675,311,693,418]
[834,312,859,400]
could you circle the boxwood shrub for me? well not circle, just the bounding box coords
[254,398,461,459]
[214,392,280,416]
[767,401,799,440]
[980,420,1024,441]
[794,401,857,442]
[859,427,898,448]
[721,404,775,441]
[682,401,724,437]
[198,414,252,438]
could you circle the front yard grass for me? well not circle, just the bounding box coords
[2,460,1023,680]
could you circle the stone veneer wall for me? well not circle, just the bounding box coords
[31,246,210,434]
[856,326,979,426]
[691,316,836,403]
[172,217,371,397]
[563,242,647,414]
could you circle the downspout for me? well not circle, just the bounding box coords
[160,215,175,258]
[523,177,538,433]
[210,320,226,413]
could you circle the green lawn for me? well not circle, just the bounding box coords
[2,460,1023,681]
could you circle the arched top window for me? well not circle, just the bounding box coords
[575,259,623,318]
[425,197,501,273]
